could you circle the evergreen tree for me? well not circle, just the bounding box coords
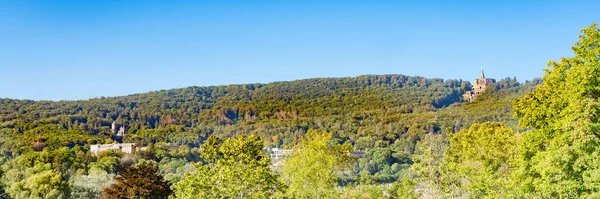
[102,162,172,199]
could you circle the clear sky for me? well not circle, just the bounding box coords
[1,0,599,101]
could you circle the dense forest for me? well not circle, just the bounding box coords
[0,71,537,198]
[0,23,596,199]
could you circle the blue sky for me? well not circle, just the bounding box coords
[1,0,599,101]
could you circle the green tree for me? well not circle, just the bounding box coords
[171,134,284,199]
[102,162,173,199]
[340,184,390,199]
[410,133,455,198]
[389,178,419,199]
[512,23,600,198]
[281,130,353,199]
[70,170,115,199]
[7,163,70,199]
[0,168,10,199]
[444,122,519,198]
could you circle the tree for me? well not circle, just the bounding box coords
[6,163,70,199]
[390,178,419,199]
[340,184,390,199]
[281,130,353,199]
[171,134,284,199]
[102,162,173,199]
[410,133,455,198]
[512,23,600,198]
[0,168,10,199]
[70,170,115,199]
[444,122,519,198]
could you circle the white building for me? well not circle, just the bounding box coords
[270,148,292,160]
[90,143,137,155]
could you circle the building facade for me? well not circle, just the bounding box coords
[90,143,137,155]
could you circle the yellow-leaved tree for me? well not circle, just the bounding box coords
[171,134,284,199]
[512,23,600,198]
[281,129,353,199]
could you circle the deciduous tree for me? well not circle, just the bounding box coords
[281,130,353,199]
[70,170,115,199]
[171,134,284,199]
[7,163,70,199]
[444,122,519,198]
[512,23,600,198]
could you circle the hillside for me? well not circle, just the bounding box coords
[0,74,540,185]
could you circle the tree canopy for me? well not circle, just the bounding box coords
[445,122,519,198]
[512,23,600,198]
[281,130,353,198]
[102,162,173,199]
[171,134,284,199]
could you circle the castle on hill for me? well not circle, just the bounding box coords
[463,69,496,102]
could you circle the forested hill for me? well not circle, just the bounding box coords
[1,74,462,126]
[0,74,539,149]
[0,73,541,191]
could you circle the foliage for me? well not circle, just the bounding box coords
[389,178,418,199]
[411,123,520,199]
[340,184,390,199]
[0,168,9,199]
[102,162,173,199]
[6,163,69,199]
[171,134,284,199]
[356,147,412,183]
[70,170,115,199]
[444,122,519,198]
[410,132,454,198]
[0,73,538,194]
[511,23,600,198]
[281,130,353,198]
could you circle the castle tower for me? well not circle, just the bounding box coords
[111,121,117,134]
[463,68,496,102]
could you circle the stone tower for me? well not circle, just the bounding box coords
[463,68,496,102]
[111,121,126,136]
[111,121,117,134]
